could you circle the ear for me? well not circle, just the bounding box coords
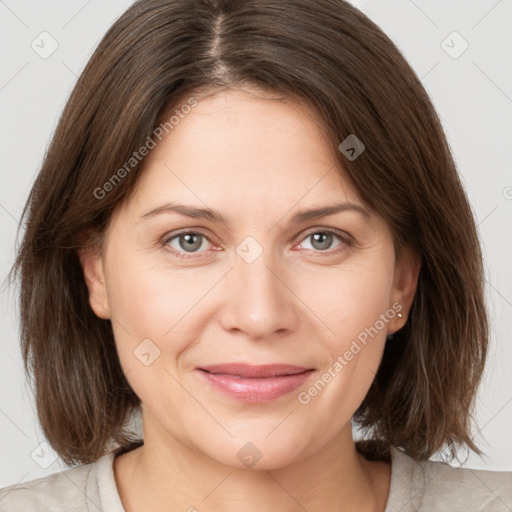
[77,235,111,320]
[387,246,421,334]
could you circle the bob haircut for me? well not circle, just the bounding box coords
[9,0,488,466]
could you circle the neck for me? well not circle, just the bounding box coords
[113,414,390,512]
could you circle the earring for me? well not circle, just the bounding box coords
[397,312,403,318]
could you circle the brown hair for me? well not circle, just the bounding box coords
[8,0,488,466]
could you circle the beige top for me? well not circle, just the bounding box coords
[0,445,511,511]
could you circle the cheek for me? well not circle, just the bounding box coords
[106,260,171,336]
[106,242,395,355]
[104,250,227,365]
[297,260,395,405]
[301,258,395,342]
[103,253,198,403]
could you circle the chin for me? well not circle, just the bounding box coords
[201,436,307,472]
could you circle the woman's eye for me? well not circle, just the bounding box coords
[161,229,351,259]
[163,231,213,258]
[297,230,348,254]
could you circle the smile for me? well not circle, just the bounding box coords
[195,363,315,403]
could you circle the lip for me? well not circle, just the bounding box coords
[196,363,315,403]
[198,363,310,378]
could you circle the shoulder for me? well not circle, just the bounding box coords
[0,453,112,512]
[387,446,512,511]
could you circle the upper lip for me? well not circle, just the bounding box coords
[197,363,312,378]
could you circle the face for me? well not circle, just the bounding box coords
[81,88,419,470]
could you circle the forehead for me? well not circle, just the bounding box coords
[121,88,367,223]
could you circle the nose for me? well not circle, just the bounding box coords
[218,244,299,340]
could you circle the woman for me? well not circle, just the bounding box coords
[1,0,511,510]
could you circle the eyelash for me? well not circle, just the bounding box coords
[160,228,353,260]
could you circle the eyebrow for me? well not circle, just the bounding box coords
[139,202,371,225]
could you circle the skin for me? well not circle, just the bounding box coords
[80,87,420,512]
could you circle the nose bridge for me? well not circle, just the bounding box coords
[235,235,283,308]
[222,234,297,338]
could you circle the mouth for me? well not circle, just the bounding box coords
[195,363,315,402]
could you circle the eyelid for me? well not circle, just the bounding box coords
[161,228,218,257]
[295,226,353,245]
[160,226,354,259]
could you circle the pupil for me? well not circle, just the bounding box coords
[180,233,201,252]
[312,233,332,250]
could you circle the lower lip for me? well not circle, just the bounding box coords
[196,369,314,403]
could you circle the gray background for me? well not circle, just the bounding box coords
[1,0,511,487]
